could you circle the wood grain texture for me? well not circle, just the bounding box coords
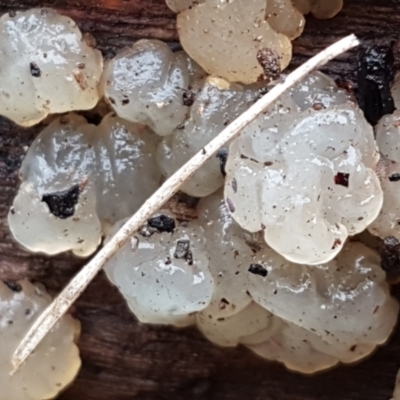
[1,0,400,399]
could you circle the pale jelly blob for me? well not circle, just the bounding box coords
[0,8,103,126]
[0,280,81,400]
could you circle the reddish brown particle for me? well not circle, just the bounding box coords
[312,102,325,111]
[256,47,281,81]
[335,79,355,95]
[334,172,350,187]
[73,69,88,90]
[331,238,342,250]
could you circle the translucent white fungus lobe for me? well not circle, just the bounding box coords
[169,0,305,40]
[371,111,400,240]
[0,280,80,400]
[9,114,101,257]
[265,0,305,40]
[290,71,353,111]
[166,0,203,12]
[372,75,400,240]
[292,0,344,19]
[196,190,254,319]
[376,110,400,164]
[194,190,396,372]
[157,77,260,197]
[103,211,214,327]
[246,320,340,374]
[177,0,292,84]
[196,302,274,347]
[195,190,396,369]
[101,39,206,136]
[225,72,382,264]
[8,113,161,256]
[0,8,103,127]
[247,242,399,358]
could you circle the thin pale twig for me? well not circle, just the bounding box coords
[11,34,360,374]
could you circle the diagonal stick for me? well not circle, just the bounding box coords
[11,34,360,374]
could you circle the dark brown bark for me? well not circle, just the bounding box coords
[1,1,400,399]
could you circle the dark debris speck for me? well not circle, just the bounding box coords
[174,240,193,265]
[231,178,237,193]
[174,239,190,259]
[389,173,400,182]
[334,172,350,188]
[248,264,268,277]
[42,184,81,219]
[216,148,228,176]
[226,197,235,213]
[256,47,281,81]
[380,236,400,280]
[182,86,196,107]
[3,280,22,292]
[357,45,395,125]
[30,62,41,78]
[147,215,176,233]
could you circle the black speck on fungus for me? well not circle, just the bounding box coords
[182,86,196,107]
[331,238,342,250]
[174,239,190,259]
[147,215,176,233]
[174,240,193,265]
[3,280,22,292]
[42,184,81,219]
[248,263,268,277]
[231,178,237,193]
[30,62,41,78]
[389,173,400,182]
[216,148,228,176]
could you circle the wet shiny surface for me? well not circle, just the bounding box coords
[0,280,80,400]
[8,113,161,256]
[0,9,102,126]
[225,73,383,264]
